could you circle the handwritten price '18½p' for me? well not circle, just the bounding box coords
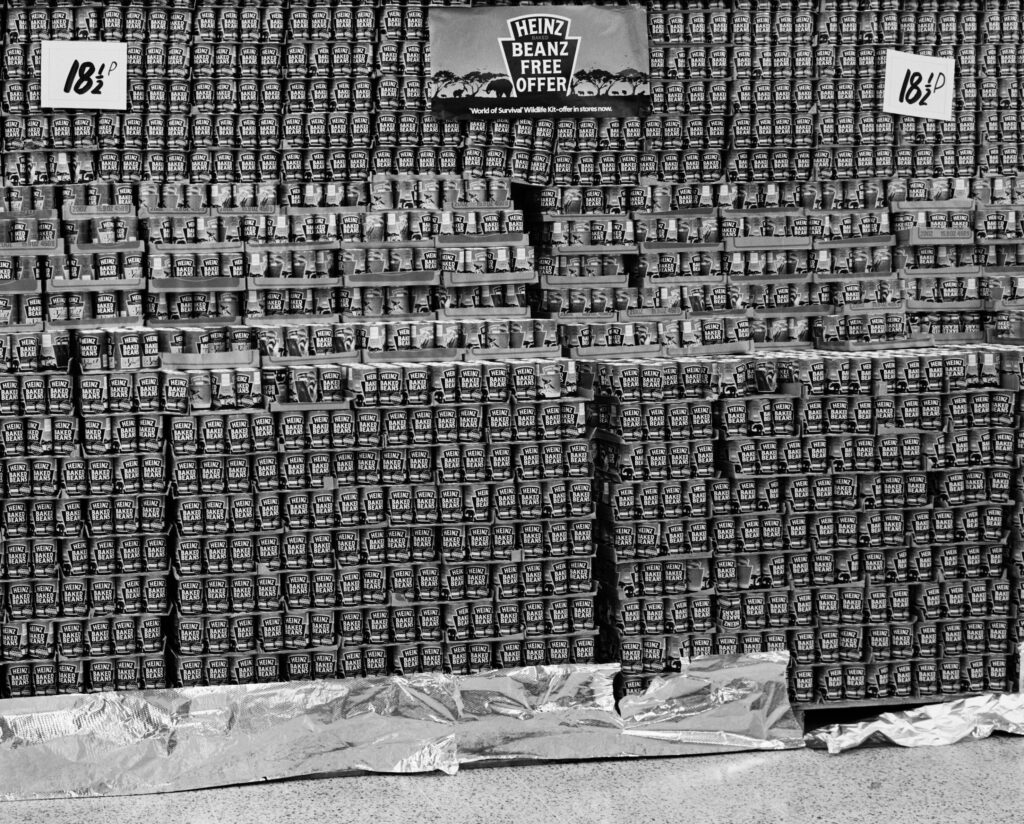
[62,59,117,96]
[897,69,946,106]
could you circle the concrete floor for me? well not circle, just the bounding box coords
[0,738,1021,824]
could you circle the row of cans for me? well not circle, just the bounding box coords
[2,147,523,186]
[721,427,1016,473]
[2,535,168,579]
[46,291,144,323]
[565,317,787,349]
[20,534,171,578]
[162,406,585,457]
[801,655,1013,703]
[345,283,530,314]
[0,183,61,211]
[171,635,598,687]
[270,319,557,362]
[588,350,1016,402]
[174,519,596,575]
[148,290,248,322]
[277,357,580,403]
[617,629,1007,682]
[0,110,465,154]
[3,454,168,497]
[3,575,169,619]
[169,440,592,495]
[166,282,520,317]
[787,619,1014,664]
[542,285,717,316]
[0,5,417,45]
[259,244,532,277]
[63,214,139,246]
[13,146,961,191]
[622,573,1012,623]
[0,215,57,246]
[603,511,978,563]
[5,7,199,43]
[632,248,1000,281]
[539,179,931,216]
[172,481,595,534]
[195,42,420,79]
[620,599,1015,646]
[1,656,168,698]
[176,596,598,650]
[2,40,425,79]
[597,474,871,518]
[141,208,526,247]
[609,479,1014,532]
[0,494,168,538]
[175,561,594,613]
[684,282,895,314]
[652,43,1024,79]
[716,391,1018,435]
[604,470,1015,521]
[717,547,1008,592]
[143,177,510,212]
[173,599,594,655]
[0,74,439,115]
[27,251,145,284]
[909,275,1008,301]
[459,112,1013,158]
[607,504,1008,555]
[241,245,529,280]
[838,310,986,341]
[725,146,989,183]
[717,577,1000,628]
[0,416,78,457]
[72,379,194,417]
[645,10,1005,45]
[256,406,584,450]
[599,431,1017,485]
[552,146,993,186]
[618,594,716,634]
[1,615,164,660]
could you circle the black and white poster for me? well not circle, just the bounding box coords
[429,5,650,119]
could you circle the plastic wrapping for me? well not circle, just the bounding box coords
[0,654,799,800]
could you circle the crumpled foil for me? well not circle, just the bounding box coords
[804,692,1024,754]
[805,643,1024,754]
[0,654,799,800]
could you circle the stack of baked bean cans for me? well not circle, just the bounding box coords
[0,0,1022,715]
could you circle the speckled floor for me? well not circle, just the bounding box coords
[0,737,1021,824]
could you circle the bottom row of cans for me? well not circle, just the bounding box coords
[619,655,1015,702]
[1,655,167,697]
[794,655,1014,703]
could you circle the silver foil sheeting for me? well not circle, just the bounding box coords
[804,692,1024,754]
[0,654,800,800]
[805,644,1024,753]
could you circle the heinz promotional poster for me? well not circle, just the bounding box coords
[430,6,650,119]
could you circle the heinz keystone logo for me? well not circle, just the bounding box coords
[499,14,580,97]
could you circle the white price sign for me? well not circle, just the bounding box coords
[882,49,955,121]
[41,41,127,110]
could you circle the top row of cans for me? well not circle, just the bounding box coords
[3,4,431,44]
[10,6,1024,47]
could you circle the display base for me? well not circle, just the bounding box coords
[0,655,799,800]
